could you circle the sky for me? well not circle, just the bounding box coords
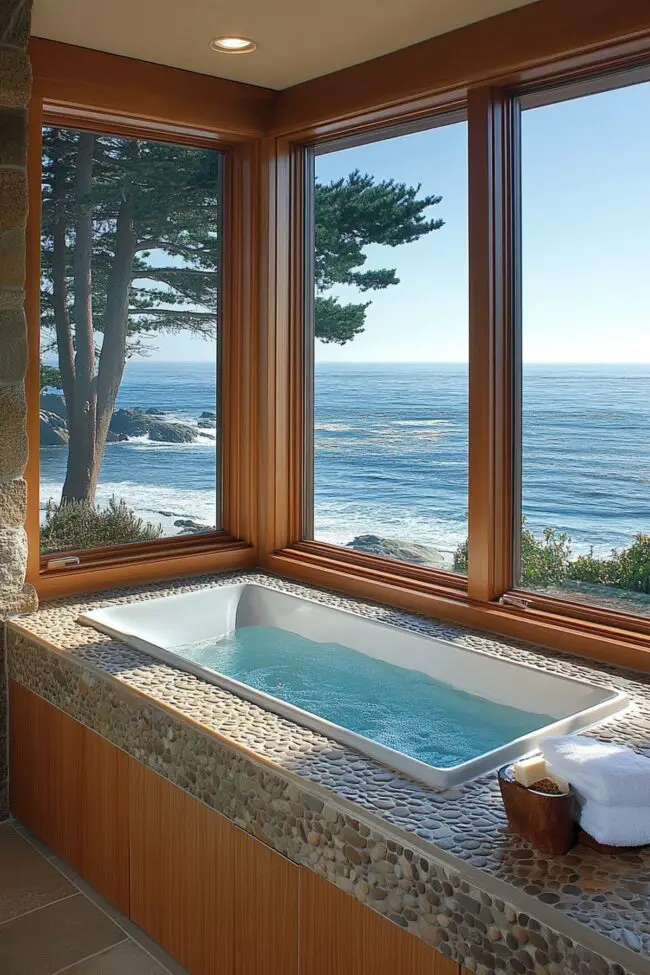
[141,78,650,364]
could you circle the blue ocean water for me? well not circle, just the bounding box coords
[176,624,553,767]
[40,361,650,559]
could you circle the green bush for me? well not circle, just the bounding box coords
[41,497,162,555]
[521,525,572,586]
[453,538,468,574]
[453,523,650,595]
[571,534,650,594]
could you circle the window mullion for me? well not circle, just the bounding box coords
[467,86,519,603]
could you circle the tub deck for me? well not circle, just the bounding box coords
[7,570,650,974]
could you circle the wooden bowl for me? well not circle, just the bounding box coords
[498,764,577,855]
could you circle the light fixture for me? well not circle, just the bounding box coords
[209,36,257,54]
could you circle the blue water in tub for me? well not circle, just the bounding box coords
[174,625,553,768]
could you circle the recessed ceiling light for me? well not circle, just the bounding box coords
[210,36,257,54]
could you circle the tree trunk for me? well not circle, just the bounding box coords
[61,132,98,505]
[50,132,76,414]
[95,195,136,454]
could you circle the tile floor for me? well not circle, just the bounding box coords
[0,821,188,975]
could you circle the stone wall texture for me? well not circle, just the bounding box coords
[1,0,37,821]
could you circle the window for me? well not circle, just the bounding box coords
[518,79,650,618]
[304,118,469,575]
[39,126,222,559]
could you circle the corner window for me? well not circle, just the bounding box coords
[39,126,222,559]
[518,79,650,617]
[304,117,469,575]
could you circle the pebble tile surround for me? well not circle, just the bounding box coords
[7,571,650,975]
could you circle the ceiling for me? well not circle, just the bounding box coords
[31,0,538,91]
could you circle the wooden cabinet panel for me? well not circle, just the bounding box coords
[232,822,298,975]
[8,681,130,914]
[299,868,459,975]
[129,758,235,974]
[129,759,298,975]
[80,729,130,914]
[47,699,85,873]
[9,680,51,844]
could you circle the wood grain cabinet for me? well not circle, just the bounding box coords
[9,680,130,913]
[129,758,299,975]
[299,868,460,975]
[10,684,468,975]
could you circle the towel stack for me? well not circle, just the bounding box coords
[540,735,650,847]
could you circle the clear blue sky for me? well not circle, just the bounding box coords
[147,79,650,363]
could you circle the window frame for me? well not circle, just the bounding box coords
[25,40,264,598]
[300,110,470,590]
[261,29,650,671]
[505,61,650,633]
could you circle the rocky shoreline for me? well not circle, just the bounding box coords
[345,533,447,567]
[40,392,216,447]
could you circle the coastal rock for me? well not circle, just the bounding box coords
[199,411,216,420]
[346,534,446,568]
[197,418,215,429]
[110,409,150,437]
[40,391,67,420]
[106,430,128,443]
[148,421,195,443]
[173,518,212,534]
[110,408,196,443]
[40,410,68,446]
[144,407,167,415]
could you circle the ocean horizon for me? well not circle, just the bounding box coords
[41,360,650,563]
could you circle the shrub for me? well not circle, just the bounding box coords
[453,520,572,586]
[520,524,572,586]
[608,534,650,593]
[453,538,468,574]
[571,534,650,594]
[41,497,162,554]
[453,523,650,595]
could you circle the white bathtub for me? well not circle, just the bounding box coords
[79,582,627,788]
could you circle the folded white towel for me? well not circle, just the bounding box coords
[540,735,650,807]
[579,800,650,847]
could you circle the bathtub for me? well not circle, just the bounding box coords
[79,582,627,788]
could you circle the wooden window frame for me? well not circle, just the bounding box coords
[25,40,266,598]
[289,109,471,601]
[260,3,650,672]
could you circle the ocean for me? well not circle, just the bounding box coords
[40,361,650,564]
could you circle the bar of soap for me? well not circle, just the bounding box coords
[513,755,547,787]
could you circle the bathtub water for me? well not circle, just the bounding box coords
[79,582,628,787]
[176,625,554,769]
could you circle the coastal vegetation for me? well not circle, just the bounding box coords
[453,522,650,595]
[41,498,162,553]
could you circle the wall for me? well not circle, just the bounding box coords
[0,0,37,820]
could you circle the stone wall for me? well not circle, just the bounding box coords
[1,0,37,820]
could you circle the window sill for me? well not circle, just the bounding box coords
[33,537,256,600]
[265,545,650,673]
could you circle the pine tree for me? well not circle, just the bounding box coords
[41,128,443,506]
[314,170,443,343]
